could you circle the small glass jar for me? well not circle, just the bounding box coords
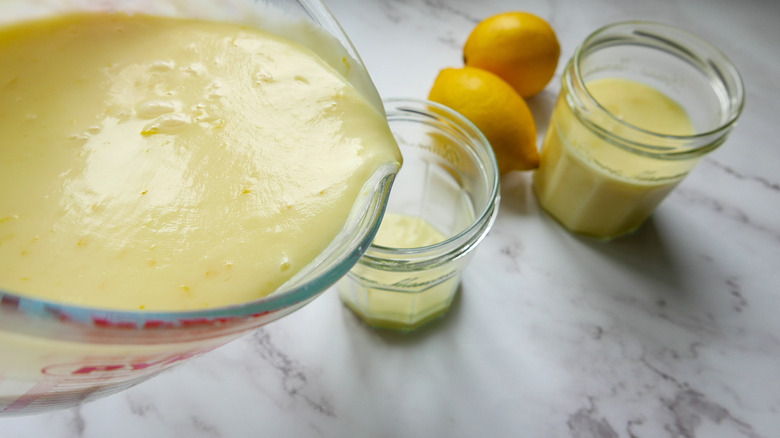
[337,98,500,331]
[533,21,745,239]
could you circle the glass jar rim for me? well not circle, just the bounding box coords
[571,20,745,155]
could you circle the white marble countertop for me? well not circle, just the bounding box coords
[3,0,779,436]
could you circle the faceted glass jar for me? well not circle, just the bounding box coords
[338,99,501,331]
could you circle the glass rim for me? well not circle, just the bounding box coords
[359,98,501,268]
[572,20,745,151]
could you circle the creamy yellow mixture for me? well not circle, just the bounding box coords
[337,213,457,330]
[373,213,446,248]
[534,78,695,238]
[0,13,401,310]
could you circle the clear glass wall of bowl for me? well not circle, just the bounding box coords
[0,0,396,416]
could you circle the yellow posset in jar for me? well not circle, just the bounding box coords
[534,78,695,237]
[533,21,744,239]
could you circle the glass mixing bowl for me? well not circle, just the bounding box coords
[0,0,397,416]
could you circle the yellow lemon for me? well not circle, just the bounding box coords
[464,12,560,98]
[428,66,538,172]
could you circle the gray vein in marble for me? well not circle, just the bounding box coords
[250,328,335,418]
[612,293,722,339]
[567,398,620,438]
[661,389,762,438]
[554,275,770,438]
[638,352,689,393]
[127,397,155,417]
[706,158,780,193]
[671,187,780,241]
[725,276,748,313]
[376,0,405,24]
[638,351,764,438]
[376,0,480,51]
[422,0,480,23]
[625,418,646,438]
[188,415,221,438]
[497,233,525,274]
[378,0,480,24]
[563,336,765,438]
[591,325,605,340]
[67,406,86,438]
[434,34,462,52]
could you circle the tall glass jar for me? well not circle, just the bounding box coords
[533,21,744,239]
